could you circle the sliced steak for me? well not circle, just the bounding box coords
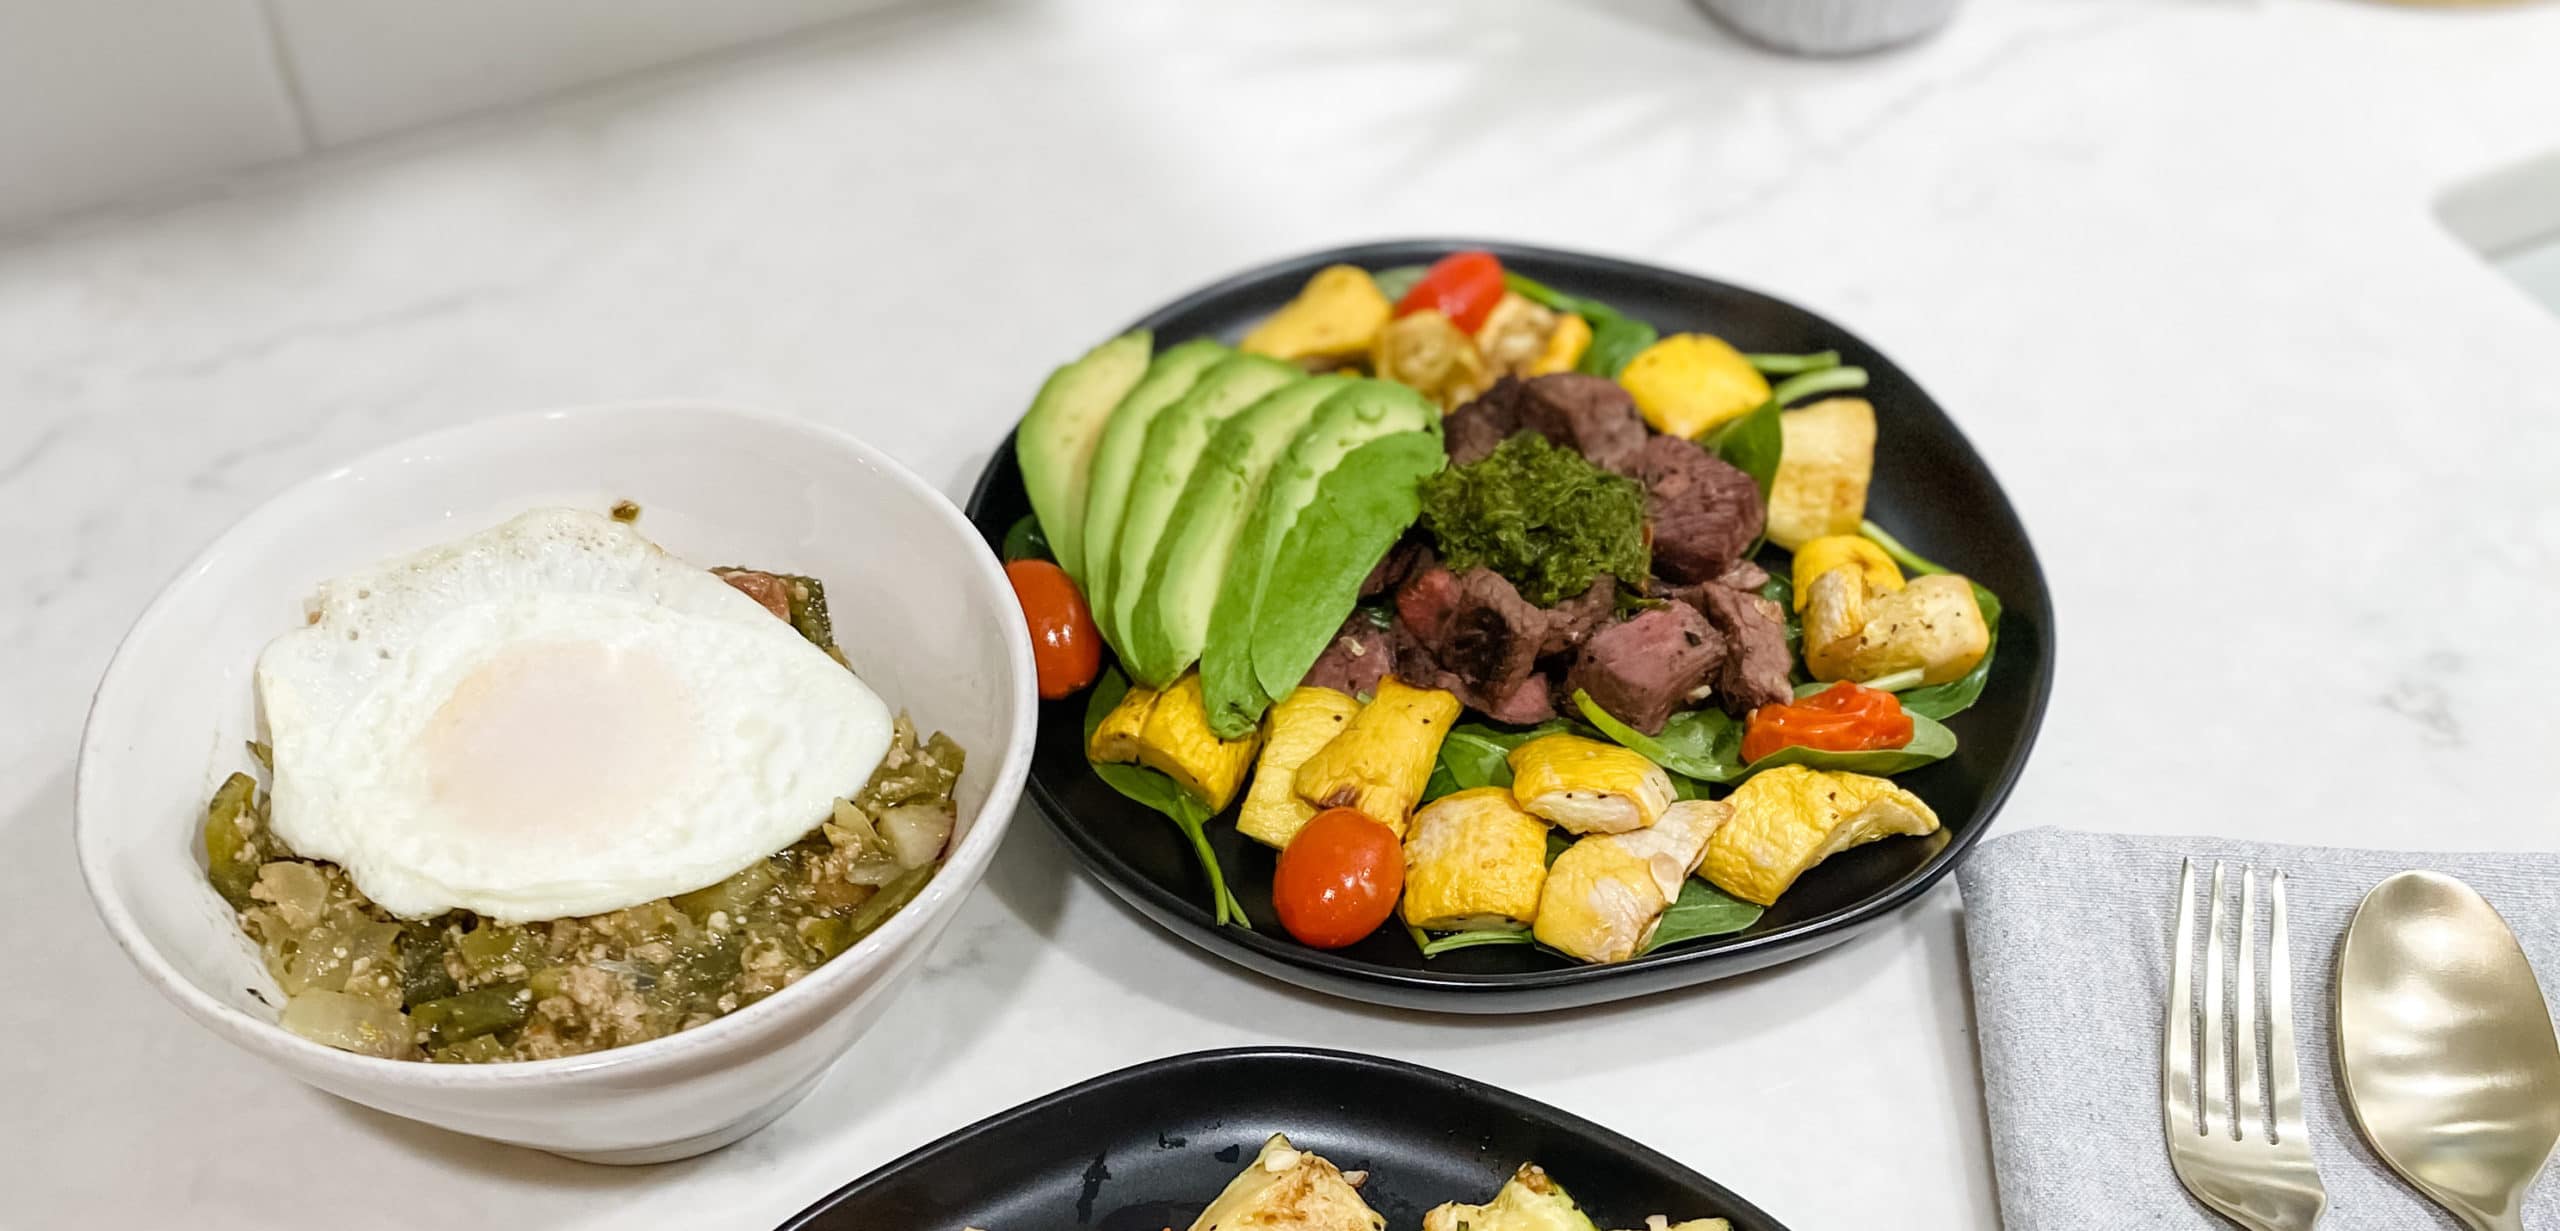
[1443,391,1523,467]
[1633,435,1764,585]
[1682,581,1795,714]
[1302,613,1393,697]
[1537,576,1617,658]
[1514,373,1648,474]
[1361,538,1432,599]
[1394,564,1464,646]
[1480,673,1558,725]
[1566,605,1724,735]
[1716,558,1771,593]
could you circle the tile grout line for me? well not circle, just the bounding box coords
[251,0,322,153]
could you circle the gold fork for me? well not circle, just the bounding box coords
[2164,860,2327,1230]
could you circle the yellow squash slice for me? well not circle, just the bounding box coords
[1532,800,1727,964]
[1291,677,1462,837]
[1617,333,1770,439]
[1240,265,1393,368]
[1701,765,1940,906]
[1132,673,1260,813]
[1508,733,1675,835]
[1400,787,1550,931]
[1238,687,1363,849]
[1764,397,1875,550]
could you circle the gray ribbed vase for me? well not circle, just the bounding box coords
[1694,0,1963,56]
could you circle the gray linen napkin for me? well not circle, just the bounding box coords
[1958,827,2560,1229]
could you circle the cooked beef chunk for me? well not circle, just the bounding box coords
[1633,435,1764,584]
[1443,391,1523,467]
[1481,673,1557,725]
[1716,558,1771,593]
[1566,605,1724,734]
[1513,373,1648,474]
[1538,576,1617,657]
[1446,375,1649,474]
[1361,538,1433,600]
[1302,612,1393,697]
[1681,581,1795,714]
[1392,565,1552,715]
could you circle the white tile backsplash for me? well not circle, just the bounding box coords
[0,0,304,228]
[0,0,904,231]
[262,0,908,147]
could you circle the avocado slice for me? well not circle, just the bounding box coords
[1121,374,1353,688]
[1080,339,1230,602]
[1250,429,1445,706]
[1012,330,1151,583]
[1199,379,1437,736]
[1102,354,1303,655]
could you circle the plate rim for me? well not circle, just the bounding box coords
[970,238,2057,1004]
[776,1044,1794,1230]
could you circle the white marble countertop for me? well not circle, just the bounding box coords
[8,0,2560,1225]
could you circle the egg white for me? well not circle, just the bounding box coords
[255,508,892,921]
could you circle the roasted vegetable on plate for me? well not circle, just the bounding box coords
[1186,1135,1729,1231]
[1004,247,2005,965]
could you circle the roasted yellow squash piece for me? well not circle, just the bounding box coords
[1764,397,1875,549]
[1291,677,1461,836]
[1089,681,1159,764]
[1400,787,1550,931]
[1240,265,1393,368]
[1129,673,1260,812]
[1372,310,1489,410]
[1789,534,1901,612]
[1617,333,1770,439]
[1528,313,1592,377]
[1803,569,1989,686]
[1474,292,1561,377]
[1532,800,1726,964]
[1238,687,1363,849]
[1507,734,1674,835]
[1702,765,1939,905]
[1424,1163,1599,1231]
[1190,1133,1385,1231]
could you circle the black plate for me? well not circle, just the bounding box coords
[780,1047,1791,1230]
[969,239,2054,1012]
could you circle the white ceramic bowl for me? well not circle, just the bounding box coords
[75,404,1036,1164]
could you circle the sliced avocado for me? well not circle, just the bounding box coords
[1249,429,1446,705]
[1121,374,1352,688]
[1102,354,1303,654]
[1199,379,1437,737]
[1079,338,1230,599]
[1013,331,1151,583]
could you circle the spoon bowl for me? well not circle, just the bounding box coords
[2337,871,2560,1231]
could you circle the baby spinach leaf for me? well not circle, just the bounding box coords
[1422,721,1572,802]
[1001,514,1051,563]
[1702,397,1784,501]
[1642,879,1765,951]
[1744,350,1840,376]
[1371,264,1426,302]
[1084,669,1249,928]
[1572,690,1747,783]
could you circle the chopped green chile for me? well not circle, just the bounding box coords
[208,712,966,1063]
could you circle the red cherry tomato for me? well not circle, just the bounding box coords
[1272,808,1404,949]
[1003,559,1101,700]
[1394,250,1507,335]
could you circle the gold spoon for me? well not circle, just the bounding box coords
[2337,871,2560,1231]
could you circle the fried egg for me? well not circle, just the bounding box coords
[255,508,892,921]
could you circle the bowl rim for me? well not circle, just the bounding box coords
[74,400,1039,1086]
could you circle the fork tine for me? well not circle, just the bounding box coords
[2234,866,2264,1143]
[2164,858,2198,1136]
[2202,861,2230,1138]
[2268,870,2309,1144]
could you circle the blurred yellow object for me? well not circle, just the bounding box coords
[1618,333,1770,438]
[1372,310,1489,410]
[1528,313,1592,377]
[1790,535,1902,612]
[1240,265,1391,367]
[1765,397,1876,550]
[1702,765,1939,906]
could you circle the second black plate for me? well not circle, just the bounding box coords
[780,1047,1791,1230]
[969,239,2055,1012]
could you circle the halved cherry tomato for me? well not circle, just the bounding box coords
[1004,558,1100,699]
[1741,681,1914,763]
[1394,250,1507,335]
[1272,808,1404,949]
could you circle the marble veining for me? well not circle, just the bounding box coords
[6,0,2560,1225]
